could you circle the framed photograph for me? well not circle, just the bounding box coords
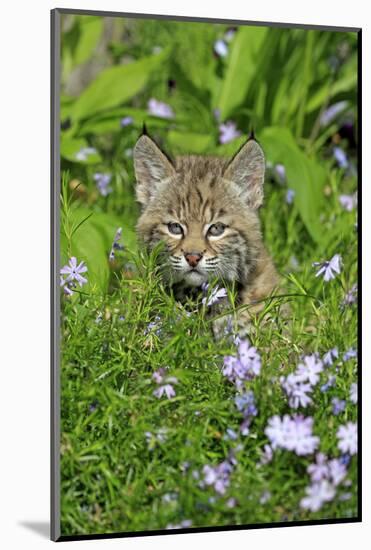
[51,8,361,541]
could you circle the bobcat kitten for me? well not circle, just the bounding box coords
[133,132,279,335]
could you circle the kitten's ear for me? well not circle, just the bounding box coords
[223,138,265,209]
[133,134,175,206]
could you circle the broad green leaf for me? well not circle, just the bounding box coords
[166,131,214,154]
[215,26,267,120]
[71,49,169,121]
[74,17,103,68]
[260,127,326,243]
[60,135,102,164]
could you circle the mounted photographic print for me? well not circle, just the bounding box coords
[51,8,361,541]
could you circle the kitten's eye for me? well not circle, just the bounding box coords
[168,222,184,236]
[208,223,226,237]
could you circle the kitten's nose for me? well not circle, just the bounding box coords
[184,252,203,268]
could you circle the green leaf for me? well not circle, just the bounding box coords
[74,17,103,67]
[71,49,169,121]
[215,26,267,120]
[166,131,214,154]
[60,135,102,164]
[260,127,326,243]
[77,108,173,136]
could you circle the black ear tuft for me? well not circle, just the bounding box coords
[249,127,255,141]
[142,122,148,136]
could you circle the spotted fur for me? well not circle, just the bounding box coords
[133,134,279,331]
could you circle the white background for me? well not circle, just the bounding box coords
[0,0,368,548]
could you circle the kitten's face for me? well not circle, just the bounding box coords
[134,135,265,288]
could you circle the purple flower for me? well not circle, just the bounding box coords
[307,453,329,482]
[218,121,241,144]
[296,354,324,385]
[259,444,273,465]
[274,164,286,184]
[259,490,272,504]
[202,285,228,307]
[224,428,238,441]
[75,146,97,161]
[323,347,339,366]
[300,480,336,512]
[166,519,192,529]
[319,101,347,126]
[286,189,295,204]
[333,147,348,169]
[60,257,88,288]
[224,28,236,42]
[328,458,347,486]
[109,227,124,261]
[147,98,174,119]
[226,497,237,508]
[342,284,357,308]
[343,347,357,361]
[320,374,336,393]
[153,384,176,399]
[265,415,319,456]
[280,374,313,409]
[93,172,112,196]
[337,422,357,455]
[214,39,228,57]
[222,339,261,388]
[120,116,133,127]
[332,397,346,415]
[339,193,357,212]
[349,383,357,404]
[313,253,342,282]
[202,460,233,495]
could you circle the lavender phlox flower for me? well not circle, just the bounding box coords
[120,116,133,127]
[320,374,336,393]
[296,354,324,385]
[214,39,228,57]
[93,172,112,196]
[219,121,241,144]
[224,28,236,42]
[75,146,97,161]
[343,347,357,362]
[162,492,178,504]
[265,415,319,456]
[320,101,347,126]
[60,257,88,287]
[274,163,286,184]
[332,397,346,416]
[291,416,320,455]
[166,520,192,529]
[153,384,176,399]
[259,444,273,465]
[323,347,339,366]
[60,275,74,296]
[342,284,357,308]
[202,285,228,307]
[333,146,349,169]
[300,480,336,512]
[224,428,238,441]
[339,193,357,212]
[340,454,351,466]
[328,458,347,486]
[203,460,233,495]
[234,391,258,417]
[147,98,174,119]
[259,490,272,504]
[226,497,237,508]
[286,189,295,204]
[313,254,342,282]
[152,368,167,384]
[349,383,357,404]
[109,227,124,261]
[280,374,313,409]
[307,453,329,482]
[145,427,168,449]
[337,422,357,455]
[222,339,261,387]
